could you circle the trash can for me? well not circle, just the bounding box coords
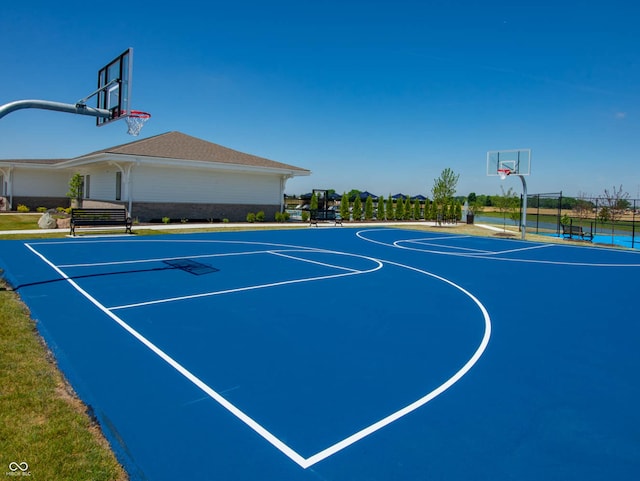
[466,214,475,224]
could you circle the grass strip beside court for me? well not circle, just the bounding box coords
[0,279,127,481]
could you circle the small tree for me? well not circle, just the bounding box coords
[573,191,593,224]
[387,195,395,220]
[66,173,84,207]
[395,197,404,220]
[599,185,630,244]
[352,196,362,221]
[404,197,412,220]
[310,192,318,211]
[431,168,460,224]
[494,186,520,232]
[364,196,374,220]
[340,193,350,221]
[377,197,385,221]
[413,199,421,220]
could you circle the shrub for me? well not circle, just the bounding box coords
[162,216,170,224]
[17,204,30,213]
[301,211,309,222]
[36,206,48,213]
[274,211,290,223]
[56,207,67,213]
[223,218,230,223]
[246,212,256,223]
[256,211,265,222]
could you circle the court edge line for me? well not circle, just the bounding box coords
[25,241,491,470]
[23,243,309,468]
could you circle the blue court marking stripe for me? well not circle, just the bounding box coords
[24,239,492,470]
[108,249,382,310]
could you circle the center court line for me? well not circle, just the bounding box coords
[24,241,491,470]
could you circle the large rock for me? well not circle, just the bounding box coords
[38,212,58,229]
[57,217,71,229]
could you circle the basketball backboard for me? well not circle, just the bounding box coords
[487,149,531,177]
[96,48,133,126]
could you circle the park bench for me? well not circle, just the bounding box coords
[561,223,593,241]
[70,208,133,236]
[309,209,342,227]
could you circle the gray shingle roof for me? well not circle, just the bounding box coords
[82,131,309,172]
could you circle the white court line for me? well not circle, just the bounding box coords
[356,229,640,266]
[57,249,273,269]
[24,240,491,470]
[109,250,382,310]
[24,242,309,468]
[397,238,493,254]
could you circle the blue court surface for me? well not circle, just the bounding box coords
[1,227,639,481]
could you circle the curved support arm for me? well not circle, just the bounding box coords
[0,99,111,120]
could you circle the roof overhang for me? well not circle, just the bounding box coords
[58,153,311,177]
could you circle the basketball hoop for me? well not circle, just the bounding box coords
[123,110,151,136]
[498,168,511,180]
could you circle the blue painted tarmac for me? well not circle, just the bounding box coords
[1,227,638,480]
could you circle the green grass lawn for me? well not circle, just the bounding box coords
[0,280,128,480]
[0,213,41,230]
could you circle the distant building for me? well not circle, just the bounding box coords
[0,131,310,222]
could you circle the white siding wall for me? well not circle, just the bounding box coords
[13,168,69,196]
[131,165,282,204]
[84,165,119,200]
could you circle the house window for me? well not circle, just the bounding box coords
[115,171,122,200]
[83,175,90,199]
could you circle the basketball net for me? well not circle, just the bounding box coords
[498,168,511,180]
[124,110,151,136]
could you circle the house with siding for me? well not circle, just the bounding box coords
[0,131,310,222]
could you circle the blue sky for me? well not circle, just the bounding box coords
[1,0,638,198]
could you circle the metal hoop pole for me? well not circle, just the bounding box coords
[518,174,528,240]
[0,99,111,121]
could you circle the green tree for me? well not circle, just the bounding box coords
[364,196,374,220]
[387,194,395,220]
[377,197,385,221]
[340,193,350,221]
[404,197,412,220]
[413,199,421,220]
[431,168,460,224]
[395,196,404,220]
[352,196,362,221]
[495,186,520,232]
[454,201,462,221]
[310,192,318,211]
[66,173,84,206]
[599,185,630,244]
